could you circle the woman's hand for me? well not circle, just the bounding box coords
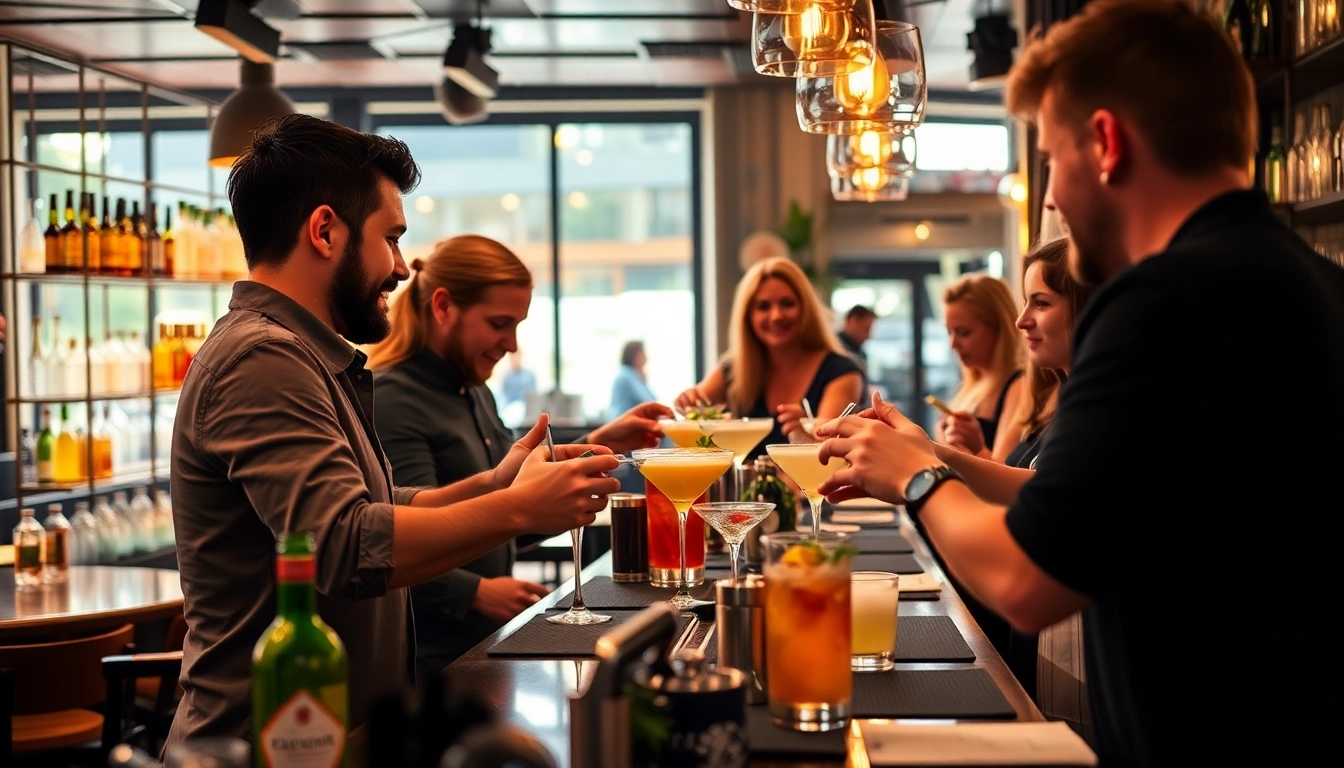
[674,384,714,413]
[589,402,672,454]
[942,412,987,456]
[775,402,814,443]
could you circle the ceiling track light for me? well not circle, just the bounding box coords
[209,58,297,167]
[194,0,282,63]
[443,1,499,100]
[966,12,1018,91]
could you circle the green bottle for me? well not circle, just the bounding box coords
[251,532,348,768]
[36,406,56,483]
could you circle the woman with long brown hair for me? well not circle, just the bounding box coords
[674,256,863,455]
[368,234,669,673]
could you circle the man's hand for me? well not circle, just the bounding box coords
[472,576,550,623]
[816,392,939,504]
[588,402,672,453]
[509,442,620,535]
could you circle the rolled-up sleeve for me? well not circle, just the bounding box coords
[194,339,395,600]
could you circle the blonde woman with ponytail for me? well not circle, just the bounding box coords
[368,234,670,673]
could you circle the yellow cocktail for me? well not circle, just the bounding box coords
[632,447,735,608]
[766,443,846,536]
[851,571,899,672]
[698,418,774,465]
[659,418,706,449]
[763,531,853,732]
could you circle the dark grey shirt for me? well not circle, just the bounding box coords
[373,348,513,671]
[167,281,418,759]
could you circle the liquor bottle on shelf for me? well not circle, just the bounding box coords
[153,324,176,390]
[1289,111,1308,202]
[1310,104,1334,200]
[1249,0,1276,58]
[1225,0,1253,59]
[154,490,175,550]
[148,203,166,276]
[93,403,114,480]
[128,331,152,392]
[44,193,61,273]
[54,403,81,483]
[83,192,101,274]
[162,205,176,277]
[69,500,100,566]
[112,491,136,558]
[20,428,37,485]
[174,203,194,279]
[19,199,45,274]
[60,189,81,273]
[61,338,85,398]
[1265,124,1288,203]
[77,422,92,482]
[37,407,56,484]
[101,195,120,275]
[46,316,66,397]
[129,201,147,275]
[13,509,44,591]
[252,532,349,768]
[42,503,71,584]
[1335,114,1343,193]
[88,336,108,397]
[173,324,193,386]
[30,315,47,397]
[94,495,123,564]
[200,209,221,279]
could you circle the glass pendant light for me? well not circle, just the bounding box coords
[797,20,926,134]
[827,129,916,202]
[751,0,877,78]
[831,173,910,202]
[729,0,855,15]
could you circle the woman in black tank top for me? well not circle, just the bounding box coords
[938,274,1026,462]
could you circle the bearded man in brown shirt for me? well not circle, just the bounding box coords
[165,114,619,763]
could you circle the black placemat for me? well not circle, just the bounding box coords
[895,616,974,662]
[573,576,715,609]
[900,590,941,602]
[853,668,1016,719]
[849,529,915,554]
[854,553,924,574]
[745,702,846,757]
[487,610,694,658]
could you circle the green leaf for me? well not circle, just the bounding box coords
[695,435,720,449]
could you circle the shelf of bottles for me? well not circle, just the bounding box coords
[1,43,236,519]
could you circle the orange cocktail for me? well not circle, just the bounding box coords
[762,531,853,732]
[633,447,735,609]
[659,418,706,449]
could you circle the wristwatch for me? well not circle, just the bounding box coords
[903,465,963,517]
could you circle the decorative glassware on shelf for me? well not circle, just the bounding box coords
[130,486,157,554]
[42,503,71,584]
[94,495,123,564]
[18,198,45,274]
[632,447,736,609]
[693,501,775,583]
[13,508,45,591]
[69,500,101,566]
[154,490,175,550]
[112,491,137,559]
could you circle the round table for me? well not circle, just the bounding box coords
[1,565,184,641]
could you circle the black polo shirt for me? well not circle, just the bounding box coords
[1007,190,1344,766]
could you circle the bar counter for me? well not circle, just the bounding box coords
[444,506,1043,766]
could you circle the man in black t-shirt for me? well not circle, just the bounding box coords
[816,2,1344,766]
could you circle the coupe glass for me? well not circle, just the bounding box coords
[697,417,774,502]
[693,502,775,583]
[632,447,735,609]
[766,443,847,536]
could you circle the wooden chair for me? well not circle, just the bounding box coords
[102,647,183,761]
[0,623,135,764]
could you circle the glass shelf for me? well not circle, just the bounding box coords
[21,466,157,495]
[2,272,237,287]
[8,389,180,405]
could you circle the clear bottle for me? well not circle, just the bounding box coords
[130,486,157,554]
[20,428,37,485]
[87,336,107,397]
[128,331,152,392]
[29,315,46,397]
[112,491,138,556]
[94,495,123,564]
[63,338,86,398]
[19,198,45,274]
[69,500,100,566]
[37,406,56,484]
[1309,103,1334,200]
[42,503,71,584]
[47,315,66,398]
[153,489,175,550]
[13,508,44,591]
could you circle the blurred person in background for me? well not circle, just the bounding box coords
[937,274,1026,463]
[675,257,863,454]
[610,340,658,420]
[368,234,670,673]
[838,304,876,393]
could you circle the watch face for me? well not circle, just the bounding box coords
[905,469,935,502]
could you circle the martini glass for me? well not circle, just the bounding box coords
[693,502,775,583]
[632,447,735,609]
[658,418,706,449]
[766,443,847,537]
[698,418,774,501]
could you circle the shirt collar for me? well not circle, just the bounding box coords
[227,281,357,375]
[407,346,471,396]
[1166,189,1279,249]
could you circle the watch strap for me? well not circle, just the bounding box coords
[905,465,963,517]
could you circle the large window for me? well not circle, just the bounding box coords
[379,118,699,427]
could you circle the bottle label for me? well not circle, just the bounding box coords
[260,689,345,768]
[276,554,316,583]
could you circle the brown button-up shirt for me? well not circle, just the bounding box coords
[166,281,418,758]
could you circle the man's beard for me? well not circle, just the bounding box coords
[441,333,485,385]
[1062,203,1125,288]
[330,235,397,345]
